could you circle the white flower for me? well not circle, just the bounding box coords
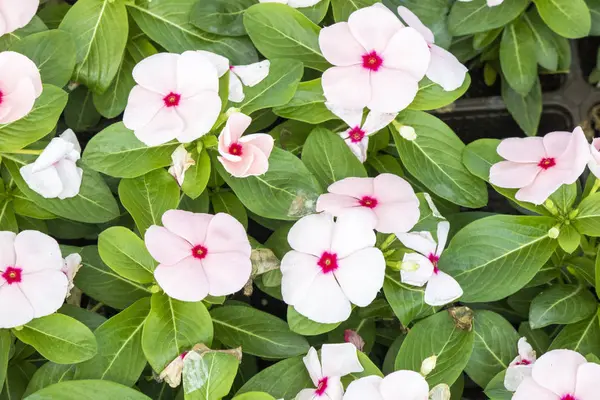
[259,0,323,8]
[296,343,363,400]
[123,52,221,146]
[344,371,430,400]
[20,129,83,199]
[0,0,39,37]
[168,145,195,186]
[195,51,270,103]
[396,221,463,306]
[281,211,385,324]
[62,253,82,298]
[325,102,396,163]
[457,0,504,7]
[504,337,537,392]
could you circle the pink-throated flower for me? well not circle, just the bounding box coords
[505,337,537,392]
[0,51,42,124]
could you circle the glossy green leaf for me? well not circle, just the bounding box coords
[383,271,436,327]
[448,0,530,36]
[574,193,600,236]
[273,79,336,124]
[183,352,239,400]
[182,149,211,200]
[190,0,255,37]
[0,331,10,391]
[502,77,542,137]
[409,74,471,111]
[533,0,591,38]
[211,191,248,229]
[64,86,101,131]
[287,306,340,336]
[98,226,155,284]
[237,356,312,399]
[524,10,559,70]
[549,310,600,357]
[529,284,597,329]
[484,370,512,400]
[500,17,537,96]
[23,363,76,397]
[1,361,36,400]
[24,380,151,400]
[331,0,378,22]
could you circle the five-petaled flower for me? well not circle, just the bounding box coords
[281,211,385,323]
[145,210,252,302]
[511,349,600,400]
[296,343,363,400]
[217,112,274,178]
[123,52,221,147]
[396,220,463,306]
[319,4,430,113]
[489,127,589,205]
[20,129,83,200]
[504,337,537,392]
[343,370,430,400]
[316,174,420,234]
[0,0,39,37]
[0,51,42,124]
[0,231,68,329]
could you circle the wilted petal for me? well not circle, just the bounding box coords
[232,60,270,86]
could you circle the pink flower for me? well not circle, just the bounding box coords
[0,0,39,36]
[0,51,42,124]
[397,6,468,91]
[325,102,397,163]
[505,337,537,392]
[588,138,600,179]
[344,371,430,400]
[397,221,463,306]
[0,231,68,329]
[296,343,363,400]
[123,52,221,147]
[319,4,430,113]
[489,127,590,205]
[217,112,274,178]
[316,174,420,234]
[458,0,504,6]
[281,211,385,324]
[512,349,600,400]
[145,210,252,302]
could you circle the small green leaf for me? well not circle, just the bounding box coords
[383,271,436,327]
[190,0,255,37]
[502,77,542,137]
[237,357,312,399]
[500,17,538,96]
[273,79,336,124]
[287,306,340,336]
[182,149,211,200]
[183,352,239,400]
[574,193,600,236]
[549,311,600,357]
[529,285,597,329]
[558,224,581,253]
[448,0,530,36]
[0,330,10,391]
[331,0,378,22]
[64,86,101,131]
[98,227,156,284]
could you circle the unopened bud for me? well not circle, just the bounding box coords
[399,125,417,141]
[548,227,560,239]
[429,384,451,400]
[544,199,558,215]
[401,260,420,272]
[420,355,437,376]
[344,330,365,352]
[150,285,161,293]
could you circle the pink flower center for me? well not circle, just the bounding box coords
[561,395,577,400]
[163,92,181,107]
[2,267,22,284]
[180,351,189,360]
[362,51,383,71]
[318,252,338,274]
[538,157,556,170]
[359,195,378,209]
[515,359,531,366]
[428,253,440,274]
[228,143,243,156]
[0,90,3,105]
[191,245,208,260]
[348,126,366,143]
[315,377,328,396]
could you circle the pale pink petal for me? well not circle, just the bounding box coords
[145,226,192,265]
[228,73,245,103]
[232,60,270,87]
[344,138,368,163]
[287,213,335,257]
[29,138,74,172]
[554,126,590,184]
[344,376,385,400]
[202,251,251,296]
[373,173,418,203]
[588,138,600,179]
[281,250,321,306]
[328,177,375,198]
[195,50,230,76]
[0,13,6,37]
[512,378,559,400]
[322,65,371,110]
[60,129,81,155]
[380,370,429,399]
[54,160,82,200]
[335,247,385,307]
[325,102,364,129]
[321,343,363,378]
[0,0,38,33]
[0,284,34,329]
[435,220,450,256]
[400,253,434,287]
[574,363,600,400]
[239,144,269,177]
[489,161,540,189]
[427,45,468,91]
[0,51,42,96]
[132,53,178,95]
[397,231,436,256]
[381,28,430,80]
[134,107,183,147]
[175,91,221,143]
[0,78,36,124]
[362,111,396,135]
[330,209,376,258]
[424,271,463,306]
[293,272,352,324]
[123,86,164,131]
[295,389,317,400]
[347,5,403,52]
[397,7,435,43]
[19,270,68,318]
[316,193,361,215]
[517,337,536,362]
[239,134,274,157]
[14,231,62,273]
[531,350,586,397]
[368,67,419,113]
[218,152,255,178]
[205,213,251,255]
[162,210,212,246]
[515,169,572,205]
[0,232,16,268]
[177,51,219,98]
[319,22,365,67]
[223,112,252,144]
[497,137,546,163]
[372,201,420,234]
[154,258,209,302]
[505,365,534,392]
[543,131,572,158]
[303,347,322,385]
[20,164,63,199]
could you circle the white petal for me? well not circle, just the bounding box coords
[177,51,219,98]
[288,213,335,257]
[294,272,351,324]
[504,365,534,392]
[0,232,16,268]
[174,91,221,143]
[400,253,434,287]
[294,389,317,400]
[132,52,178,95]
[381,28,430,80]
[20,164,63,199]
[228,72,245,103]
[19,270,68,318]
[518,337,536,362]
[59,129,81,155]
[330,209,376,258]
[287,0,322,6]
[195,50,230,76]
[281,251,321,306]
[424,271,463,306]
[30,137,74,172]
[344,376,385,400]
[435,221,450,256]
[531,349,585,397]
[14,231,63,273]
[348,4,403,52]
[426,45,468,92]
[303,347,323,386]
[380,370,430,399]
[0,284,34,329]
[123,86,164,131]
[232,60,270,87]
[134,107,183,147]
[321,343,364,378]
[397,6,435,43]
[335,248,385,307]
[325,102,363,129]
[361,111,396,135]
[396,231,437,256]
[54,160,83,200]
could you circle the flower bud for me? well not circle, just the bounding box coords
[401,260,420,272]
[429,383,451,400]
[548,227,560,239]
[344,329,365,352]
[420,355,437,376]
[400,125,417,141]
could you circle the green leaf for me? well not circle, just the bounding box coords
[183,352,239,400]
[211,191,248,229]
[500,17,537,96]
[23,380,152,400]
[0,331,10,391]
[243,3,328,71]
[484,370,512,400]
[529,284,597,329]
[23,363,76,397]
[464,311,519,388]
[589,0,600,35]
[534,0,591,38]
[237,58,304,115]
[331,0,377,22]
[3,157,120,224]
[518,322,551,354]
[440,215,558,302]
[302,127,367,189]
[395,311,474,387]
[126,0,256,65]
[211,306,309,359]
[98,227,156,284]
[237,357,312,399]
[597,247,600,298]
[12,187,55,220]
[119,169,180,235]
[391,110,488,208]
[59,304,107,332]
[0,16,47,52]
[10,30,76,87]
[558,224,581,253]
[190,0,255,37]
[272,79,336,124]
[142,293,213,372]
[409,75,471,111]
[13,314,97,365]
[549,310,600,357]
[574,193,600,236]
[448,0,530,36]
[0,84,67,152]
[383,271,436,327]
[0,191,16,233]
[232,393,276,400]
[38,3,72,29]
[59,0,128,94]
[1,361,36,400]
[64,86,101,131]
[75,298,150,386]
[182,149,211,200]
[287,306,340,336]
[215,148,322,221]
[502,77,542,137]
[76,246,151,310]
[524,10,559,70]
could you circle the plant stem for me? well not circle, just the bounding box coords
[90,302,104,313]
